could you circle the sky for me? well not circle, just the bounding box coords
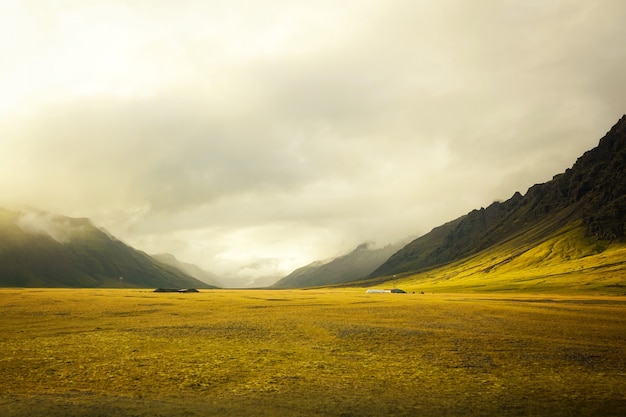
[1,0,625,286]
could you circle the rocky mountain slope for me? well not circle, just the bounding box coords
[0,208,214,288]
[371,115,626,281]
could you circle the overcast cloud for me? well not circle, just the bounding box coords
[1,0,625,286]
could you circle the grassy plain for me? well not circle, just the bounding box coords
[1,289,625,416]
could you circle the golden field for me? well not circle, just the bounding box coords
[391,226,626,295]
[1,289,625,416]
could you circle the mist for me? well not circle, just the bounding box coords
[1,1,625,282]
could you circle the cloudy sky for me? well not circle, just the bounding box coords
[1,0,625,286]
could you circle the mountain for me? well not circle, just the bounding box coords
[272,241,404,288]
[0,208,214,288]
[369,115,626,292]
[152,253,222,288]
[224,275,284,289]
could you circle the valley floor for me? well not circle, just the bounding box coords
[1,289,625,416]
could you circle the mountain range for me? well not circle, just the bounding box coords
[152,253,223,288]
[0,208,214,289]
[273,115,626,293]
[2,115,625,292]
[271,241,405,288]
[363,115,626,293]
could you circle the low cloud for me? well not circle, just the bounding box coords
[1,1,625,280]
[16,211,88,244]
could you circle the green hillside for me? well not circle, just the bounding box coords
[0,208,214,288]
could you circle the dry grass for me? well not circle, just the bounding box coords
[1,289,625,416]
[395,226,626,295]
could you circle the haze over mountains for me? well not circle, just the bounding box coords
[152,253,222,288]
[1,116,625,292]
[272,116,626,292]
[0,208,213,289]
[272,241,405,288]
[372,115,626,277]
[363,115,626,293]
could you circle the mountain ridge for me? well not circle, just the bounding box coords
[152,253,223,288]
[0,208,214,288]
[370,115,626,283]
[272,241,405,288]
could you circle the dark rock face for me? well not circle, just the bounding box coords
[373,115,626,277]
[578,116,626,240]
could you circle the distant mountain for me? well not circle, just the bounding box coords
[272,242,405,288]
[0,208,214,288]
[222,274,283,289]
[152,253,222,288]
[371,115,626,285]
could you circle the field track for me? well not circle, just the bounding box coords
[1,289,625,416]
